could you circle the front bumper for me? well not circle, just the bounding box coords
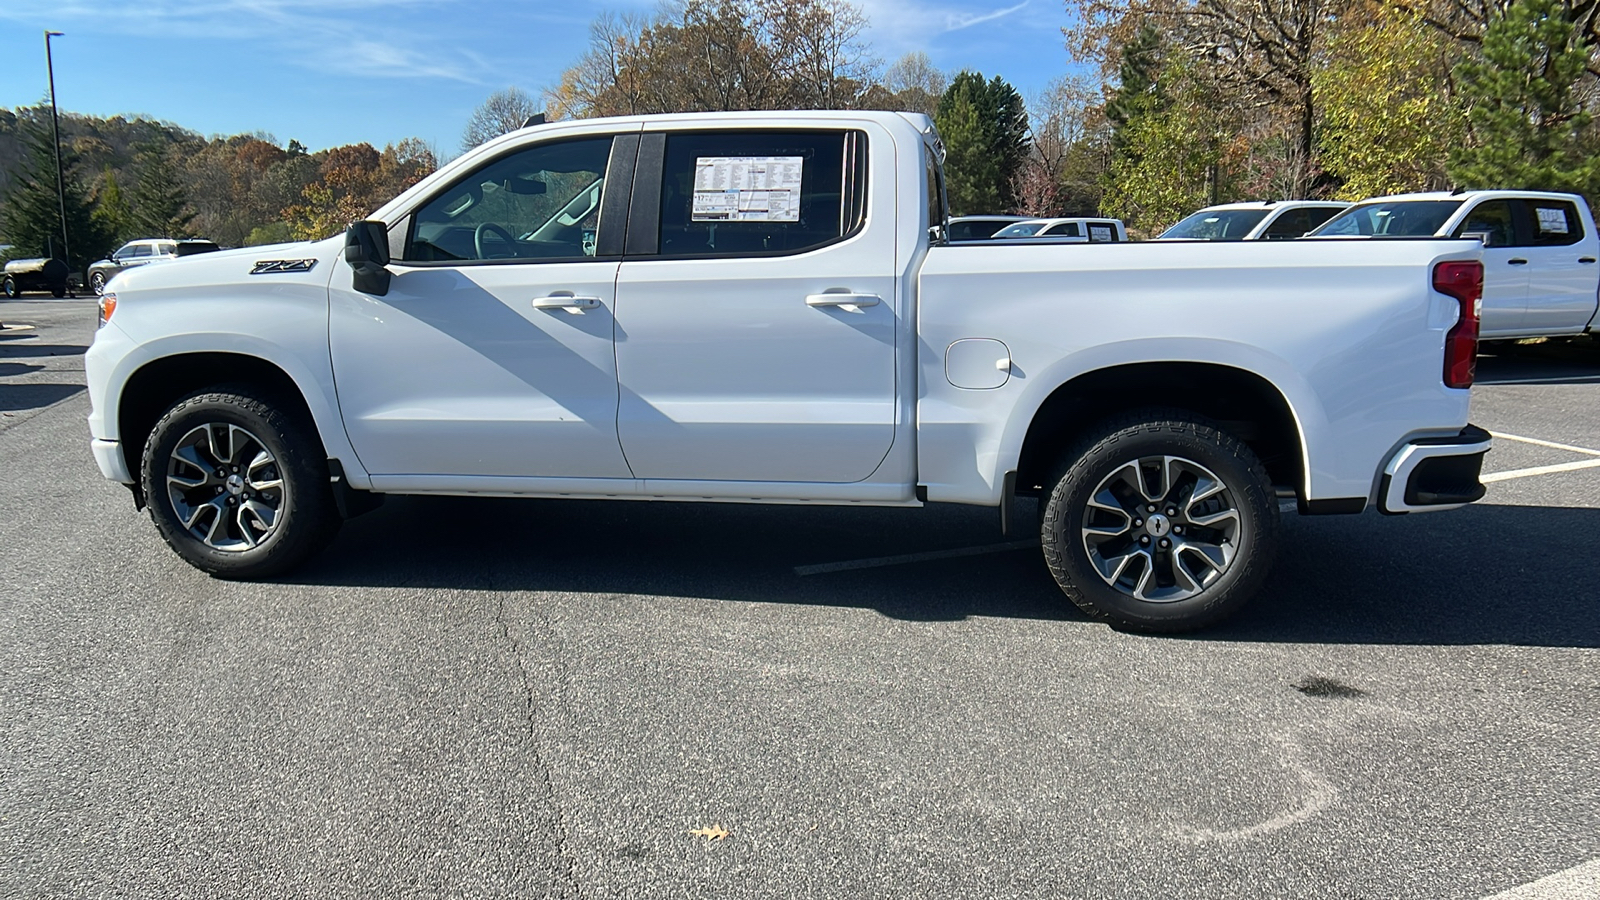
[92,438,134,484]
[1379,424,1491,514]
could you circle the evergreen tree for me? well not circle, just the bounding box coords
[130,144,193,237]
[1447,0,1597,194]
[0,114,111,271]
[938,92,1004,215]
[935,71,1029,213]
[92,166,133,244]
[1104,24,1165,156]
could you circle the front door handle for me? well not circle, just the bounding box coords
[1579,257,1596,264]
[1507,258,1529,265]
[805,292,881,312]
[532,293,602,314]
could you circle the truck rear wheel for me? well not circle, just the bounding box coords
[1041,411,1278,632]
[140,388,340,579]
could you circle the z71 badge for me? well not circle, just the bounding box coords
[250,259,318,275]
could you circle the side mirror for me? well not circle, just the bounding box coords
[344,220,391,296]
[1460,230,1491,247]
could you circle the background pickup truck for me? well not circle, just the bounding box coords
[1311,190,1600,341]
[85,111,1491,632]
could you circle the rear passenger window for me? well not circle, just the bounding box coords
[1262,209,1314,239]
[1045,223,1081,237]
[657,130,866,257]
[1523,200,1583,246]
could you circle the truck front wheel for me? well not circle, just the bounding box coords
[1041,411,1279,632]
[140,388,340,579]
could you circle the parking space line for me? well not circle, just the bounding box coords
[795,539,1039,576]
[1480,856,1600,899]
[1482,459,1600,483]
[1490,431,1600,457]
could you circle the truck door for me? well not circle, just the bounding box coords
[1515,197,1600,335]
[612,126,897,484]
[1453,199,1528,338]
[329,133,636,480]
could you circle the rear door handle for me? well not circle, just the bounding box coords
[1507,258,1529,265]
[805,292,881,312]
[532,293,602,314]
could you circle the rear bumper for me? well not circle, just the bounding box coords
[1379,424,1491,514]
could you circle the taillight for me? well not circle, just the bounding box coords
[1433,261,1482,389]
[97,292,117,328]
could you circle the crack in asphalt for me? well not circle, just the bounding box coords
[493,589,584,899]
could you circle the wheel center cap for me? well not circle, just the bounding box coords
[1145,513,1172,537]
[225,474,245,496]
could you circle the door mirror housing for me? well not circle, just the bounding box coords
[344,220,392,295]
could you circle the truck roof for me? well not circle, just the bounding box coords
[1357,189,1588,204]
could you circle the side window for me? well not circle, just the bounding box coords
[128,244,152,258]
[1303,206,1343,232]
[1262,209,1314,239]
[656,130,864,257]
[1045,223,1081,237]
[1522,199,1583,247]
[1454,199,1515,247]
[1086,223,1117,242]
[407,136,614,262]
[925,144,947,236]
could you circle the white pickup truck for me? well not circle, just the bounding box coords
[1311,190,1600,340]
[85,111,1492,632]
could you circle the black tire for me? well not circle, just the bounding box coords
[50,284,65,298]
[141,387,340,578]
[1040,410,1279,633]
[89,272,106,295]
[2,276,17,299]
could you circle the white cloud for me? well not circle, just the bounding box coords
[857,0,1033,54]
[0,0,487,83]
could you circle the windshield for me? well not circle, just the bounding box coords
[1159,209,1270,240]
[994,222,1048,238]
[1312,200,1464,237]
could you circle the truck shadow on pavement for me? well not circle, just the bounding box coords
[1477,337,1600,384]
[292,495,1600,648]
[0,383,84,413]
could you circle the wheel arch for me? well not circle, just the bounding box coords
[117,352,337,486]
[1013,361,1308,500]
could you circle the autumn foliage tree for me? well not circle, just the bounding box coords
[547,0,877,118]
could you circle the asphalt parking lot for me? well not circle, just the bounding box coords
[2,300,1597,899]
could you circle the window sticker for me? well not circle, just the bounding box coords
[1536,207,1570,234]
[1088,225,1114,242]
[691,156,804,222]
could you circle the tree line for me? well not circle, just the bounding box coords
[0,106,436,273]
[4,0,1598,269]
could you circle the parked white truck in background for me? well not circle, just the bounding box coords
[85,111,1492,632]
[1311,190,1600,341]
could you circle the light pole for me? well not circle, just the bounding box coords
[45,30,71,289]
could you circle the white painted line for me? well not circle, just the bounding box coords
[1482,459,1600,483]
[1479,375,1600,385]
[1481,856,1600,899]
[795,539,1039,576]
[1490,431,1600,457]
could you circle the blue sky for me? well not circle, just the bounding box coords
[0,0,1080,159]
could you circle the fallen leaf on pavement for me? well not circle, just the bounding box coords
[689,824,730,842]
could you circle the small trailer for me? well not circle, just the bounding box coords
[2,258,70,298]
